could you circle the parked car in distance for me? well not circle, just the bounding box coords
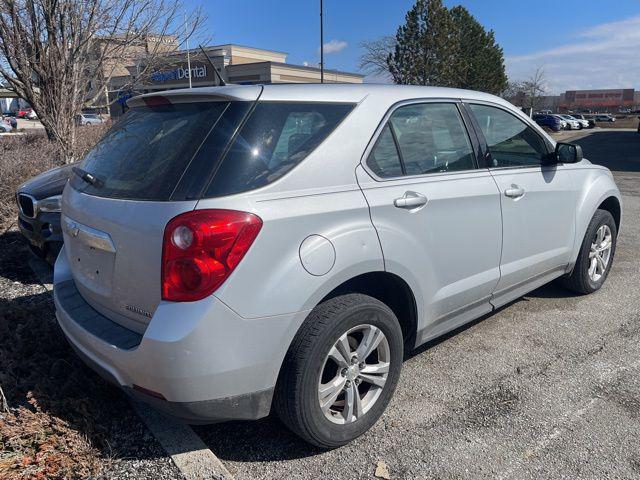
[17,108,37,120]
[594,114,615,123]
[532,113,563,131]
[0,121,11,133]
[2,115,17,130]
[557,114,582,130]
[53,84,621,448]
[565,114,590,129]
[76,113,105,126]
[572,114,596,128]
[551,114,568,130]
[16,164,73,264]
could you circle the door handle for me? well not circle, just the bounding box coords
[504,184,525,199]
[394,191,428,210]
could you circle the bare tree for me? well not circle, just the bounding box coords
[501,67,547,112]
[358,35,395,79]
[0,0,205,162]
[520,67,546,110]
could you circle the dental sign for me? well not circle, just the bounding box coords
[151,64,208,83]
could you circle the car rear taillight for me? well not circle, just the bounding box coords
[162,209,262,302]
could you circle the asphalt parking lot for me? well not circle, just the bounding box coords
[190,128,640,479]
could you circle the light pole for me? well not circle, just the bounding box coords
[185,13,192,89]
[320,0,324,84]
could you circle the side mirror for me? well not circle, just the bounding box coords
[556,142,583,163]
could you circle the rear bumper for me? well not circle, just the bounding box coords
[54,246,306,423]
[65,335,273,423]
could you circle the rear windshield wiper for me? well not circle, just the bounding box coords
[72,167,104,188]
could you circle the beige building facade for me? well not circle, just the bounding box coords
[107,43,363,115]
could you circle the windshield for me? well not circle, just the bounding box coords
[70,102,229,200]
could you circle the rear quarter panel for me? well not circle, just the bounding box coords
[199,189,384,319]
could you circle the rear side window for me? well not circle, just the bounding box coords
[71,102,229,200]
[367,125,403,178]
[205,102,353,197]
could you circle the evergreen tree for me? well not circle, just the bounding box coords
[387,0,457,86]
[450,6,508,94]
[386,1,508,94]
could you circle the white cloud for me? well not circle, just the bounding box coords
[319,39,348,55]
[506,15,640,93]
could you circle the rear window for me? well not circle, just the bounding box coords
[71,102,229,200]
[72,100,353,201]
[204,102,354,197]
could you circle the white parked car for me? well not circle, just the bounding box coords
[558,114,582,130]
[77,113,105,126]
[54,84,622,448]
[565,114,589,129]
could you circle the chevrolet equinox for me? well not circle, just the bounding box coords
[54,84,621,448]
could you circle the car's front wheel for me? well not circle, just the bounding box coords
[560,209,617,294]
[274,293,403,448]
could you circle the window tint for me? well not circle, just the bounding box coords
[71,102,229,200]
[388,103,475,175]
[206,102,353,197]
[367,125,403,178]
[469,104,548,168]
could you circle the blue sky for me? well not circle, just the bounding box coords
[188,0,640,93]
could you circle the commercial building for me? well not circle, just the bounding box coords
[558,88,639,112]
[107,43,363,116]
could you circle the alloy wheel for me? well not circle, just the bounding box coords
[588,224,612,282]
[318,324,390,425]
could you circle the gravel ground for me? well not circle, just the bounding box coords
[194,128,640,479]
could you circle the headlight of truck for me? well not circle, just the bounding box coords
[38,195,62,213]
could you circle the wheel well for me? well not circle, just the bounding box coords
[321,272,418,350]
[598,196,621,232]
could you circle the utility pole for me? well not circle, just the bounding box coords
[320,0,324,84]
[185,13,192,88]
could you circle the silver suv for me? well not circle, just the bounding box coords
[54,84,621,448]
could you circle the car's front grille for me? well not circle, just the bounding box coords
[17,193,35,218]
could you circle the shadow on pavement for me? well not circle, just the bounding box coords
[572,130,640,173]
[194,416,325,463]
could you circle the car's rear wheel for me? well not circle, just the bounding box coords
[559,209,617,294]
[274,293,403,448]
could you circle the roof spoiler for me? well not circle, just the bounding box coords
[127,85,263,109]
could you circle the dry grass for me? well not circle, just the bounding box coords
[0,125,109,230]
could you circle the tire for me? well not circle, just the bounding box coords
[274,293,404,448]
[559,209,617,294]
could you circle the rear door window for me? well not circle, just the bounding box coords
[366,102,476,177]
[205,102,354,197]
[71,102,229,200]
